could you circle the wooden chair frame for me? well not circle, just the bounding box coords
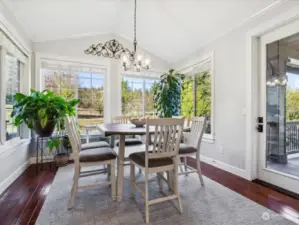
[65,117,116,209]
[130,118,184,223]
[179,117,206,186]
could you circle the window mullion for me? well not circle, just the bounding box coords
[193,74,196,117]
[0,47,6,144]
[142,79,145,117]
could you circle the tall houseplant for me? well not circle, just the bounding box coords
[154,69,184,117]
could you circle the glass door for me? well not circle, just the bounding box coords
[258,19,299,195]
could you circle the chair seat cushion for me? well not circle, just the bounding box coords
[129,151,173,168]
[179,144,197,154]
[81,141,110,150]
[115,138,142,146]
[79,147,116,162]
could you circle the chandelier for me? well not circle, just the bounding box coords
[84,0,150,72]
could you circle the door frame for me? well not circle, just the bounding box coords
[246,3,299,181]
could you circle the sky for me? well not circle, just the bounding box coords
[78,72,104,88]
[287,72,299,90]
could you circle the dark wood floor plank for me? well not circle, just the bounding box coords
[0,162,57,225]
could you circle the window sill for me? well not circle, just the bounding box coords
[0,138,30,159]
[202,134,215,144]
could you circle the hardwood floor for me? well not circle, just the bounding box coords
[0,159,298,225]
[0,163,57,225]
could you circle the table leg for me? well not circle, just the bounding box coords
[117,135,125,202]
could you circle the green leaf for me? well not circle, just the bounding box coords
[40,116,48,128]
[38,108,46,119]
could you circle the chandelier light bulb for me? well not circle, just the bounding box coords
[145,58,150,65]
[137,54,143,61]
[122,55,128,62]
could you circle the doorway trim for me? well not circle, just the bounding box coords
[246,4,299,180]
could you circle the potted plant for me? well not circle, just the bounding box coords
[153,69,185,117]
[11,89,79,136]
[47,136,70,167]
[11,89,80,166]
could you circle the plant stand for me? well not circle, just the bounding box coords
[36,136,53,172]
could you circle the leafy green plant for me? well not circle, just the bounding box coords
[154,69,184,117]
[11,89,80,130]
[47,137,61,153]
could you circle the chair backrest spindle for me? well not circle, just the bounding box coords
[145,118,184,168]
[185,117,206,149]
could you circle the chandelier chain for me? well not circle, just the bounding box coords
[134,0,137,51]
[84,0,150,72]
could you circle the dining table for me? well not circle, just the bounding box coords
[97,123,191,202]
[97,123,155,202]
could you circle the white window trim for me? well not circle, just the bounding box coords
[121,73,160,117]
[40,58,107,129]
[0,31,30,146]
[178,50,215,143]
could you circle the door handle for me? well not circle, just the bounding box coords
[257,124,263,133]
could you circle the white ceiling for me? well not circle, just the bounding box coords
[3,0,278,64]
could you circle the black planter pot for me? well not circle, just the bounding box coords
[33,120,56,137]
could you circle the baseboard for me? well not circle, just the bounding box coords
[200,155,249,179]
[0,159,30,195]
[30,153,74,164]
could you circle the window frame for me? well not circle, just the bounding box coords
[0,34,29,146]
[179,51,215,143]
[121,74,160,117]
[40,60,107,131]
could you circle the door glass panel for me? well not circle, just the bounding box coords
[266,32,299,178]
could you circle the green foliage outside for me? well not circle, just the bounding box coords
[286,88,299,120]
[45,72,105,129]
[121,78,157,117]
[181,71,211,133]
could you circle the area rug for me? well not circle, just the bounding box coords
[36,165,295,225]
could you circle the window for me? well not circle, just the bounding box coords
[77,72,104,128]
[122,76,159,117]
[5,54,21,141]
[181,58,213,138]
[42,61,106,131]
[0,31,28,145]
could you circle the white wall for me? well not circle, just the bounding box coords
[174,1,299,177]
[33,34,170,121]
[0,2,32,194]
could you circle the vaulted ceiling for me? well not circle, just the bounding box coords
[3,0,278,64]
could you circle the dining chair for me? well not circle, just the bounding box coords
[129,118,184,223]
[178,117,206,186]
[172,115,191,128]
[69,117,111,150]
[111,116,143,146]
[65,117,117,209]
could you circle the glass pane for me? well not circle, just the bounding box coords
[5,54,20,141]
[195,71,212,134]
[144,80,158,117]
[181,76,194,117]
[122,77,143,116]
[266,32,299,178]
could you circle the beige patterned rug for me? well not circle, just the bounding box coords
[36,164,295,225]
